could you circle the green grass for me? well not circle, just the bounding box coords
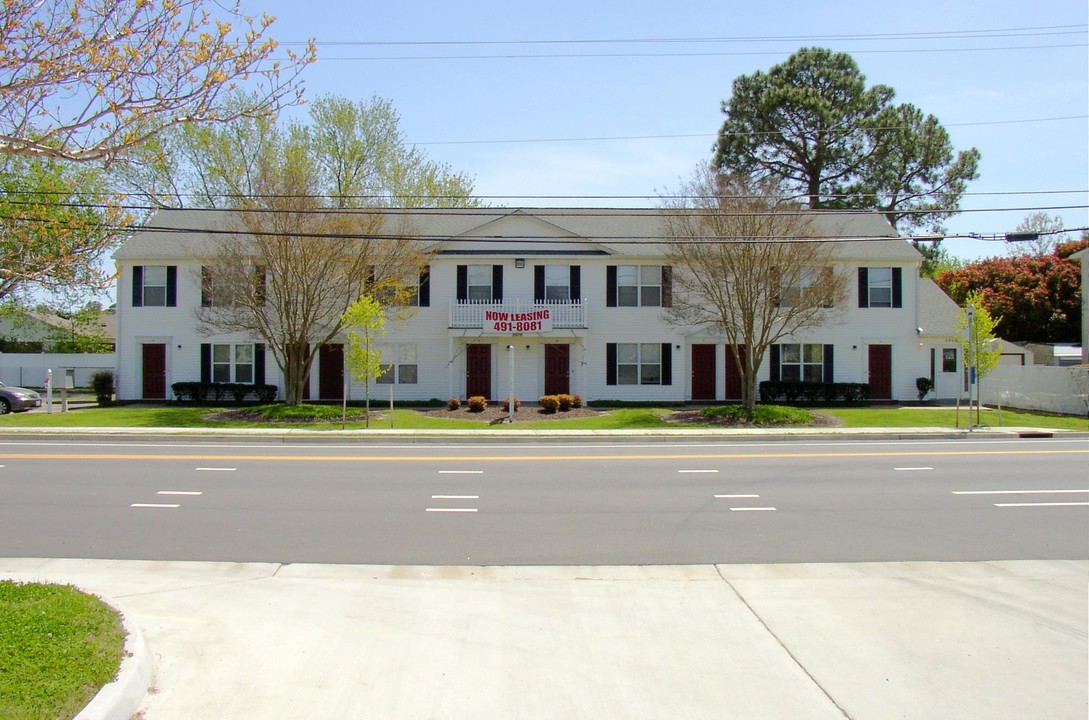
[823,406,1089,430]
[0,402,1085,431]
[0,582,125,720]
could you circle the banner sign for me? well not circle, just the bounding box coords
[484,308,553,333]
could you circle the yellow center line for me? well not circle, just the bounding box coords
[0,449,1084,462]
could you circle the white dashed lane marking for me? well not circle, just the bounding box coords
[131,503,180,509]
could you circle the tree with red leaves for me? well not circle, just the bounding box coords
[935,240,1086,343]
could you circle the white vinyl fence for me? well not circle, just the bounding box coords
[982,364,1089,417]
[0,353,116,389]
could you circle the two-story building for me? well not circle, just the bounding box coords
[113,207,966,404]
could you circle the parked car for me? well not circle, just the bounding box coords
[0,382,42,413]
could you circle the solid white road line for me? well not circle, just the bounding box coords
[953,489,1089,495]
[157,491,203,496]
[131,503,180,509]
[730,507,777,512]
[994,502,1089,508]
[895,467,934,471]
[438,470,484,474]
[425,508,478,513]
[678,469,719,473]
[195,467,236,472]
[715,494,760,498]
[431,495,479,499]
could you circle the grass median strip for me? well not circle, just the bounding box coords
[0,581,124,720]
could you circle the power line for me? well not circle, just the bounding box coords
[282,24,1087,48]
[312,42,1087,62]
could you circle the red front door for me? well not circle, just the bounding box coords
[466,344,491,399]
[544,344,570,396]
[319,344,344,400]
[868,344,893,400]
[141,343,167,399]
[691,344,716,401]
[724,345,747,401]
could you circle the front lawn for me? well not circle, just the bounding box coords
[0,582,125,720]
[0,402,1084,431]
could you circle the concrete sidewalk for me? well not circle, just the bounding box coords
[3,558,1085,719]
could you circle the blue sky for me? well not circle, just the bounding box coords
[253,0,1087,260]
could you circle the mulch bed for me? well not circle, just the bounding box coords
[421,405,603,423]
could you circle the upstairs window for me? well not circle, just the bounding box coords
[457,265,503,302]
[858,267,902,308]
[132,265,177,307]
[607,265,670,307]
[467,265,494,301]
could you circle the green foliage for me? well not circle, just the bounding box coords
[252,403,346,421]
[0,155,129,300]
[0,581,124,720]
[700,404,814,425]
[342,294,387,393]
[171,381,277,403]
[956,291,1002,380]
[936,249,1081,342]
[916,377,934,401]
[91,370,114,404]
[714,47,978,232]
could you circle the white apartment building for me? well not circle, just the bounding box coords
[113,207,968,404]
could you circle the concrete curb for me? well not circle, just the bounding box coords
[74,595,153,720]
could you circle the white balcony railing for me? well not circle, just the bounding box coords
[449,299,586,329]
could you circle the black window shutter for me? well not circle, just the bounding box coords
[570,266,581,301]
[661,267,672,308]
[254,344,266,385]
[661,343,672,385]
[534,266,545,302]
[492,265,503,302]
[770,344,781,382]
[606,343,617,385]
[892,267,903,308]
[456,265,468,301]
[166,266,177,307]
[823,344,834,383]
[418,267,430,307]
[201,267,212,307]
[132,266,143,307]
[858,268,869,308]
[606,266,617,307]
[200,343,211,383]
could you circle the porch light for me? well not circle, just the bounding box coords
[515,258,525,268]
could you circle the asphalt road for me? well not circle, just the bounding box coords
[1,436,1086,564]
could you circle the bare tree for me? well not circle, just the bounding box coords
[0,0,315,164]
[196,205,427,405]
[662,167,849,410]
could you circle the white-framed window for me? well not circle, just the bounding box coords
[616,265,662,307]
[780,267,833,307]
[780,343,824,383]
[467,265,493,302]
[616,342,662,385]
[376,344,418,384]
[544,265,571,301]
[141,266,168,307]
[212,343,254,383]
[867,267,893,308]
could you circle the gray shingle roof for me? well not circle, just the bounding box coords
[114,206,918,262]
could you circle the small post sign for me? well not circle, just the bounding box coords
[484,308,553,334]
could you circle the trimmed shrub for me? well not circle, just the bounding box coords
[759,381,871,405]
[467,395,487,412]
[502,396,521,412]
[556,393,574,411]
[571,394,583,409]
[539,395,560,413]
[446,397,461,411]
[171,381,278,403]
[90,370,114,405]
